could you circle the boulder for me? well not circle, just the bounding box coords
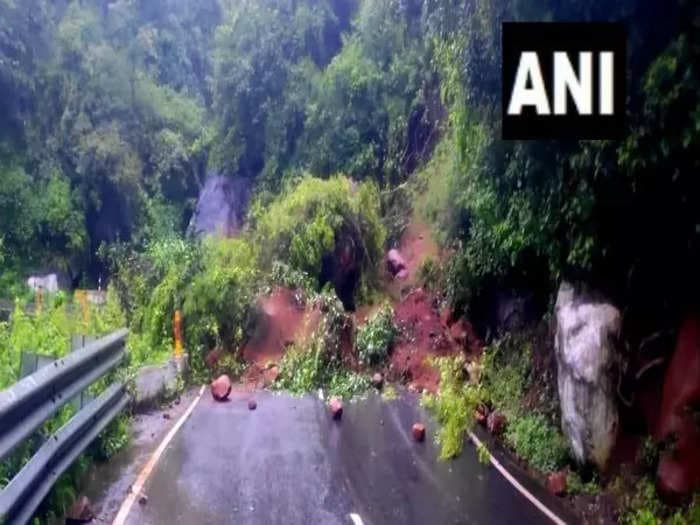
[66,495,94,524]
[656,314,700,503]
[329,397,343,420]
[546,471,568,496]
[396,268,409,280]
[487,411,507,436]
[248,398,257,411]
[554,282,620,470]
[188,174,251,237]
[371,373,384,389]
[210,375,232,401]
[412,423,426,442]
[386,249,407,276]
[474,404,489,426]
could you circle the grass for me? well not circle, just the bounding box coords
[276,343,370,399]
[504,414,568,472]
[0,288,134,522]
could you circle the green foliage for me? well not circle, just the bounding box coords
[620,478,665,525]
[105,235,258,374]
[504,414,568,472]
[356,304,396,366]
[269,260,316,295]
[475,335,570,472]
[638,435,660,471]
[93,414,131,460]
[477,442,490,465]
[479,339,531,419]
[254,175,385,295]
[421,356,483,459]
[0,290,130,522]
[567,471,600,496]
[276,290,370,399]
[183,238,258,364]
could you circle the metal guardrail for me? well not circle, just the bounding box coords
[0,329,129,524]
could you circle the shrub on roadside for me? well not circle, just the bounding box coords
[276,290,370,399]
[253,175,386,299]
[504,413,568,473]
[356,304,396,366]
[421,356,484,459]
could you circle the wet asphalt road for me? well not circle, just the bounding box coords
[123,390,577,525]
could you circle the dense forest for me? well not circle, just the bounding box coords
[1,0,699,523]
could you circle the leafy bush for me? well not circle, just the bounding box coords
[276,290,369,399]
[504,414,568,472]
[356,304,396,366]
[479,339,531,419]
[254,175,385,298]
[104,236,258,374]
[182,238,259,372]
[567,471,600,496]
[422,356,484,459]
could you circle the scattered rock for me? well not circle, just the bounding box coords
[474,404,488,426]
[371,373,384,389]
[162,413,171,420]
[487,411,507,436]
[248,399,257,410]
[546,471,568,496]
[188,173,250,238]
[396,268,409,280]
[386,248,407,276]
[656,314,700,503]
[174,397,181,405]
[329,397,343,420]
[210,374,232,402]
[412,423,426,442]
[138,493,148,505]
[66,495,94,524]
[555,282,620,470]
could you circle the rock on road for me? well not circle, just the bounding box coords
[120,390,577,525]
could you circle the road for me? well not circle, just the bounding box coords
[109,389,578,525]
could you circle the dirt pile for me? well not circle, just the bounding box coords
[240,286,319,386]
[388,287,481,393]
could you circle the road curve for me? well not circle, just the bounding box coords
[120,389,578,525]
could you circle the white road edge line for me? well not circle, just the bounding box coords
[112,385,206,525]
[349,512,365,525]
[468,431,568,525]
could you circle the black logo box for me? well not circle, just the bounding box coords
[502,22,626,140]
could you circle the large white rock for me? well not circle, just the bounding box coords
[554,282,620,470]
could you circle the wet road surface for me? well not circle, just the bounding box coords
[118,389,578,525]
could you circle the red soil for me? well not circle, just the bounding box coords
[385,220,440,299]
[388,287,481,393]
[231,218,477,394]
[239,286,318,388]
[242,287,308,365]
